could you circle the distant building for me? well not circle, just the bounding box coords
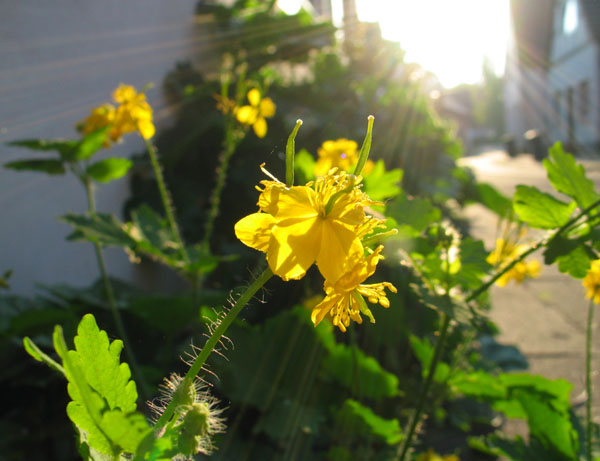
[505,0,600,154]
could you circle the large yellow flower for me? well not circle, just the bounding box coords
[487,238,541,287]
[583,259,600,304]
[315,138,374,176]
[235,168,381,282]
[310,246,397,332]
[235,89,276,138]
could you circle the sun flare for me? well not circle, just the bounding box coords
[354,0,510,88]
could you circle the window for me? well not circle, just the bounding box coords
[554,90,562,128]
[579,80,589,123]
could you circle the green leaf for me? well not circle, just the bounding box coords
[362,160,403,202]
[475,182,512,217]
[335,399,403,445]
[62,213,135,248]
[23,336,65,376]
[456,238,492,289]
[449,370,507,400]
[544,142,599,210]
[409,334,451,383]
[321,343,401,400]
[387,194,442,237]
[74,127,110,161]
[86,158,132,183]
[556,245,592,278]
[513,185,576,229]
[70,314,138,413]
[4,158,65,175]
[8,138,78,159]
[294,148,316,183]
[54,314,151,457]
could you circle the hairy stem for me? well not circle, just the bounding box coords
[153,267,273,431]
[143,139,188,264]
[84,179,149,398]
[398,312,451,460]
[202,125,238,251]
[586,298,595,461]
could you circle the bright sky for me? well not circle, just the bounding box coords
[336,0,511,88]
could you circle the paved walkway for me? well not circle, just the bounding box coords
[459,149,600,430]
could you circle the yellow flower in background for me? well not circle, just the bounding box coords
[487,238,541,287]
[315,138,374,176]
[311,246,397,332]
[77,104,116,137]
[77,84,155,144]
[236,89,276,138]
[111,84,155,141]
[235,167,381,282]
[583,259,600,304]
[415,449,460,461]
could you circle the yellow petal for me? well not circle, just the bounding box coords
[234,213,276,252]
[253,117,267,138]
[137,119,155,139]
[259,98,276,118]
[113,84,137,103]
[259,185,318,221]
[247,88,261,107]
[311,293,341,326]
[267,218,321,280]
[316,220,363,282]
[236,105,258,125]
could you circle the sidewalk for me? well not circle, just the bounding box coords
[459,150,600,428]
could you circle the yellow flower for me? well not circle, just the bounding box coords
[315,138,374,176]
[311,246,397,332]
[235,89,276,138]
[583,259,600,304]
[415,449,460,461]
[487,238,541,287]
[234,167,382,282]
[77,104,116,137]
[111,84,155,141]
[77,84,155,144]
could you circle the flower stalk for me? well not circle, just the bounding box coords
[398,312,451,461]
[153,266,273,432]
[144,139,189,264]
[586,298,595,461]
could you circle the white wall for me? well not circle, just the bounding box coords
[0,0,200,294]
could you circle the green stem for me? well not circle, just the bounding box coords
[398,312,451,460]
[84,179,149,399]
[202,123,239,251]
[586,298,595,461]
[467,197,600,303]
[143,139,188,264]
[153,267,273,432]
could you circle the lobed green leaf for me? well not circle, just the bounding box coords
[513,185,576,229]
[544,142,599,210]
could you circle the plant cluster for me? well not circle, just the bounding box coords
[2,4,599,461]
